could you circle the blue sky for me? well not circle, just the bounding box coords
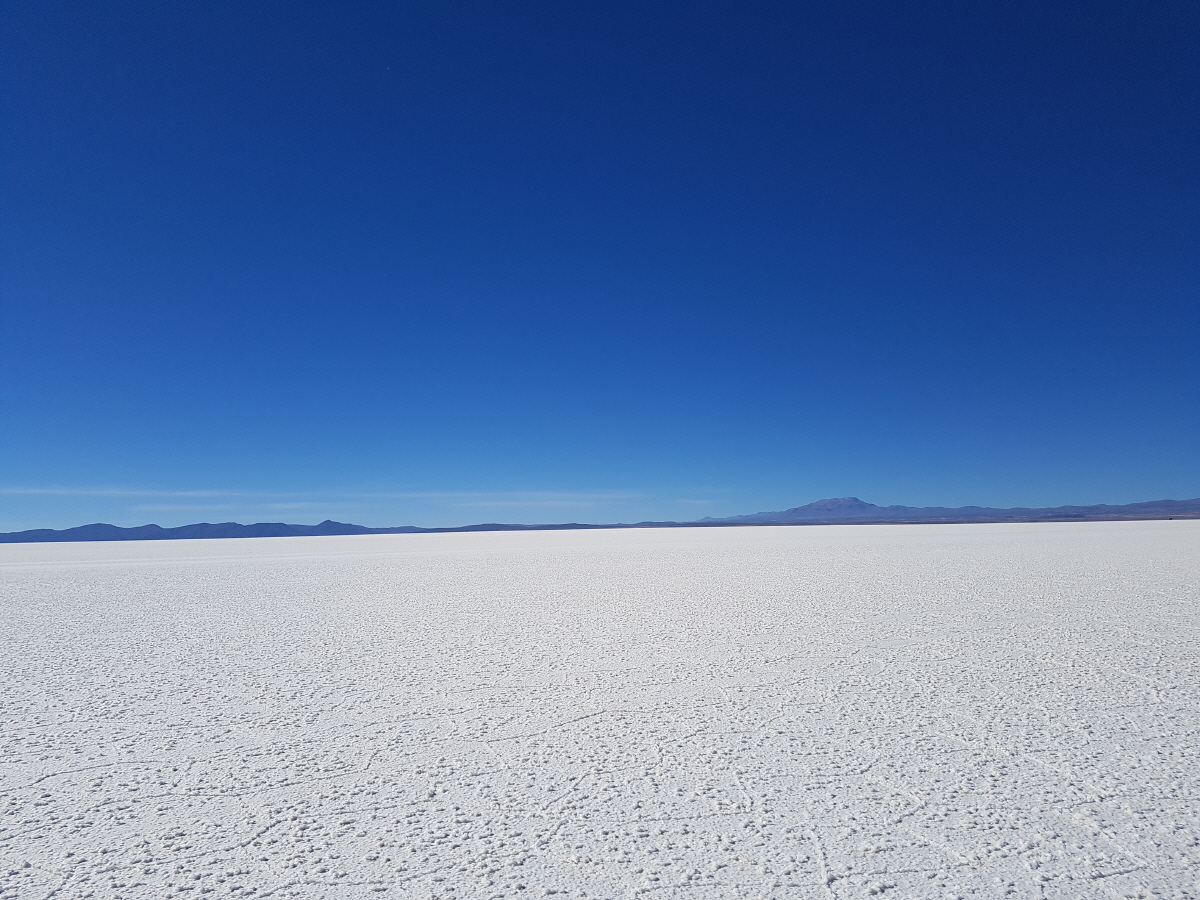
[2,0,1197,530]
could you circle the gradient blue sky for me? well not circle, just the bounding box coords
[2,0,1197,530]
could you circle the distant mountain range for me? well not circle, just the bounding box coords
[0,519,608,543]
[2,496,1198,543]
[700,496,1200,525]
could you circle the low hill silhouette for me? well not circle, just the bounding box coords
[2,498,1197,543]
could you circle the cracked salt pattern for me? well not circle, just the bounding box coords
[1,521,1198,900]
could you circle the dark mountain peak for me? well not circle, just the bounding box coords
[794,497,878,512]
[711,496,886,524]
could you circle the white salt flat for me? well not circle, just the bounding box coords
[2,521,1197,899]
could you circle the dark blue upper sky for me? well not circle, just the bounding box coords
[2,0,1197,529]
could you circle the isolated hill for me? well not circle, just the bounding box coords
[2,498,1198,543]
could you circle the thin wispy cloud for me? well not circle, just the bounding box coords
[130,502,336,513]
[453,499,630,509]
[2,487,644,503]
[367,491,644,502]
[0,487,255,498]
[0,486,657,530]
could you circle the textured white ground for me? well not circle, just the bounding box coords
[2,522,1198,900]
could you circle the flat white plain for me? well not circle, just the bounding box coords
[1,522,1197,900]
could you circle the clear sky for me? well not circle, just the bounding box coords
[2,1,1197,530]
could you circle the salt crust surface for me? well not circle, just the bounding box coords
[1,521,1198,900]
